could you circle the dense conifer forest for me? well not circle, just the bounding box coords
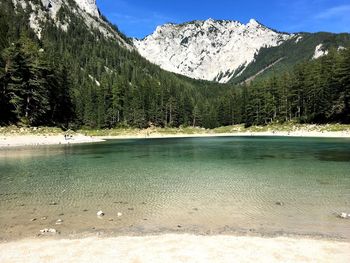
[0,0,349,129]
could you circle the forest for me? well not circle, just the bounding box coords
[0,0,349,129]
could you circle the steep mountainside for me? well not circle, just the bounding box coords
[134,19,350,83]
[1,0,231,128]
[12,0,132,48]
[231,32,350,84]
[134,19,293,83]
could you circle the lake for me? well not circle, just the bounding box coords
[0,136,350,241]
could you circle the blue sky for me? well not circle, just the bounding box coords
[97,0,350,38]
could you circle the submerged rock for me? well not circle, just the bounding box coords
[97,210,105,217]
[30,218,37,222]
[49,202,58,206]
[275,201,284,206]
[339,213,350,219]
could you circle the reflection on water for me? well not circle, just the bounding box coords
[316,150,350,162]
[0,136,350,241]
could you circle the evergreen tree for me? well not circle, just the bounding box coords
[3,37,50,125]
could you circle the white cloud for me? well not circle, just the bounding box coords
[315,5,350,19]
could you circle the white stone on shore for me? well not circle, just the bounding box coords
[117,212,122,217]
[340,213,349,219]
[56,219,63,225]
[40,228,57,234]
[40,229,48,233]
[97,210,105,217]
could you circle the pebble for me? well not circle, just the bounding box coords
[40,228,57,234]
[97,210,105,217]
[49,202,58,206]
[41,216,48,220]
[339,212,350,219]
[30,218,37,222]
[117,212,122,217]
[56,219,63,225]
[108,218,114,221]
[275,201,284,206]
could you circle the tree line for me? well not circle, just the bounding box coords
[0,0,349,129]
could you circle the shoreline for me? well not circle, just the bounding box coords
[0,134,105,148]
[99,130,350,140]
[0,234,349,262]
[1,129,350,148]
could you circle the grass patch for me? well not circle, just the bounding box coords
[0,126,64,135]
[1,123,350,137]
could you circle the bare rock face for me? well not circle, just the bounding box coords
[40,0,99,18]
[134,19,292,83]
[73,0,99,17]
[11,0,131,49]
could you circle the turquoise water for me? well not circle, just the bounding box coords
[0,136,350,241]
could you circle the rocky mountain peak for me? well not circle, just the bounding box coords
[134,18,292,83]
[11,0,131,49]
[72,0,99,17]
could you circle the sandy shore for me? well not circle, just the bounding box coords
[0,234,349,263]
[100,130,350,140]
[0,134,105,148]
[0,129,349,148]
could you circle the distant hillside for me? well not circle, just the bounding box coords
[231,32,350,84]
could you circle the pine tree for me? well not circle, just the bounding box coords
[337,48,350,122]
[4,36,50,125]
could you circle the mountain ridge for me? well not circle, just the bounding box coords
[133,18,349,83]
[11,0,132,49]
[133,18,294,83]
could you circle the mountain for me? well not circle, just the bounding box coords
[1,0,350,129]
[11,0,131,48]
[134,19,350,83]
[1,0,229,128]
[232,31,350,84]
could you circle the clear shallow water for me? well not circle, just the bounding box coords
[0,136,350,241]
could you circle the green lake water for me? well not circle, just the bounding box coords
[0,136,350,241]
